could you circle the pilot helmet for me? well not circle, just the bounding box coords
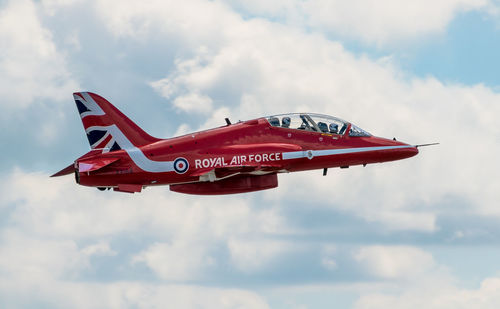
[329,123,338,133]
[282,117,291,128]
[269,117,280,126]
[318,122,328,132]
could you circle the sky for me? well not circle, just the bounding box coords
[1,0,500,308]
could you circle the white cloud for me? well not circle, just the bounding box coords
[0,168,290,284]
[132,240,215,281]
[0,230,87,281]
[0,168,281,307]
[173,123,193,137]
[354,245,437,280]
[0,0,78,108]
[221,0,300,19]
[0,279,271,309]
[94,0,240,49]
[221,0,494,46]
[263,245,500,309]
[354,277,500,309]
[81,241,117,257]
[227,238,293,272]
[486,0,500,20]
[172,93,213,113]
[302,0,489,46]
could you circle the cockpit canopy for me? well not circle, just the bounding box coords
[266,113,371,137]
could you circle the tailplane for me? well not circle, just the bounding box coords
[73,92,159,152]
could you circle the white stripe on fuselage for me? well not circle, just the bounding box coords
[282,145,414,160]
[86,125,174,173]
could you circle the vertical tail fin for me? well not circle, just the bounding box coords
[73,92,160,152]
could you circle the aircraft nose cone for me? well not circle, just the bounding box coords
[399,144,418,159]
[384,140,419,161]
[408,145,419,157]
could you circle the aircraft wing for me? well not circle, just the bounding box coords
[191,164,282,181]
[171,171,278,195]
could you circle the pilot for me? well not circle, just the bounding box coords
[269,117,280,127]
[282,117,291,128]
[329,123,338,134]
[317,122,328,133]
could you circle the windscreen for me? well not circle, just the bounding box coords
[266,113,370,137]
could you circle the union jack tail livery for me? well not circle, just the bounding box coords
[74,92,159,152]
[52,92,435,194]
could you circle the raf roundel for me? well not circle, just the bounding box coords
[173,157,189,174]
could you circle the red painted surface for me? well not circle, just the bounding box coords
[51,92,420,195]
[79,157,120,172]
[170,174,278,195]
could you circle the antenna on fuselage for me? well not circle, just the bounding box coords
[225,118,231,125]
[415,143,440,148]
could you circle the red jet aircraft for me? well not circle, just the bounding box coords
[52,92,432,194]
